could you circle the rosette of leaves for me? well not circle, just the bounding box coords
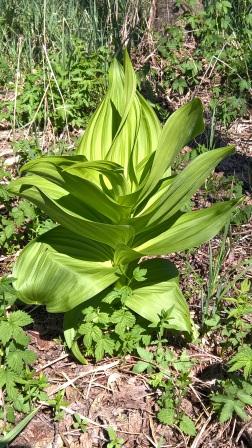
[8,52,238,362]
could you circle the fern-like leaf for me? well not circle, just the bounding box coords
[228,346,252,379]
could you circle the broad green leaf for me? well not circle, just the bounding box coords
[20,154,87,174]
[105,52,160,186]
[70,341,88,364]
[132,93,161,182]
[134,146,235,230]
[63,303,89,363]
[62,160,128,198]
[133,174,175,216]
[77,58,125,160]
[113,243,141,267]
[114,200,238,264]
[22,156,128,204]
[105,51,139,174]
[77,52,161,188]
[12,162,129,223]
[139,98,204,202]
[13,226,118,312]
[125,259,192,334]
[9,177,134,248]
[134,200,239,254]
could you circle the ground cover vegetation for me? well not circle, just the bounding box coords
[145,0,251,126]
[0,0,251,447]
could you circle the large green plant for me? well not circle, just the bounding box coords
[8,52,238,362]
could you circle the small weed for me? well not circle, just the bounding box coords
[11,138,42,165]
[0,167,54,254]
[72,413,88,433]
[204,277,252,350]
[228,345,252,379]
[106,427,125,448]
[0,277,47,420]
[211,378,252,423]
[134,345,196,436]
[47,390,68,421]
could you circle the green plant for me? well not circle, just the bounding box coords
[0,167,54,253]
[203,221,231,322]
[8,52,239,363]
[221,278,252,347]
[228,345,252,379]
[72,413,88,433]
[1,45,109,132]
[211,378,252,423]
[0,408,39,447]
[11,138,42,165]
[152,0,251,127]
[204,277,252,349]
[0,277,47,420]
[106,427,125,448]
[134,346,196,436]
[47,390,68,421]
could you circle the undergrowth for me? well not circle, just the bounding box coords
[140,0,251,126]
[0,277,48,432]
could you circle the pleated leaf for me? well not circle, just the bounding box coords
[8,175,134,248]
[13,226,118,312]
[18,159,129,221]
[134,199,239,254]
[133,146,235,231]
[20,154,87,173]
[114,200,238,265]
[63,160,128,198]
[77,58,125,160]
[138,98,204,202]
[125,259,192,334]
[77,51,161,189]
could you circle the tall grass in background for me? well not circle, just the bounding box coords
[0,0,151,73]
[0,1,250,134]
[0,0,151,135]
